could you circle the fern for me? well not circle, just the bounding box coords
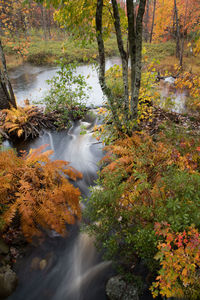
[0,105,57,141]
[0,145,82,241]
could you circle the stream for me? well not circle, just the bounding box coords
[4,58,186,300]
[6,114,113,300]
[5,58,120,300]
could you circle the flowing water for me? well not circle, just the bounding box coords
[5,58,186,300]
[5,58,123,300]
[6,112,113,300]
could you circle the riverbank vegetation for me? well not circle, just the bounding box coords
[0,145,82,241]
[4,33,119,69]
[84,119,200,298]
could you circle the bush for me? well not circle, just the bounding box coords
[0,145,82,241]
[151,224,200,299]
[83,131,200,296]
[36,60,90,128]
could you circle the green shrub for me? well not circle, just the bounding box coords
[83,132,200,287]
[36,59,90,127]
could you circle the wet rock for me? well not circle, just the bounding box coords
[30,257,40,270]
[0,265,17,299]
[0,240,9,255]
[39,259,47,270]
[106,275,139,300]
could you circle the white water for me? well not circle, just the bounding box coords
[6,111,113,300]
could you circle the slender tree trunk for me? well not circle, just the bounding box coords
[174,0,181,60]
[111,0,129,118]
[144,0,150,42]
[133,0,147,117]
[0,39,17,109]
[179,0,188,66]
[96,0,122,130]
[0,70,11,109]
[47,8,52,39]
[41,4,47,40]
[126,0,136,114]
[96,0,147,131]
[150,0,156,43]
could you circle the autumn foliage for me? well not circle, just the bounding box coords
[175,72,200,112]
[151,223,200,299]
[84,129,200,297]
[0,105,56,140]
[0,145,82,240]
[149,0,200,42]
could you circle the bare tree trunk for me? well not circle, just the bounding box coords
[150,0,156,43]
[144,0,150,42]
[96,0,147,131]
[0,77,10,109]
[179,0,188,66]
[40,4,47,40]
[47,7,52,39]
[127,0,136,113]
[0,39,17,109]
[133,0,147,117]
[174,0,181,60]
[96,0,122,130]
[111,0,129,118]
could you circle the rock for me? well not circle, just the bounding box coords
[0,265,17,299]
[30,257,40,270]
[106,275,139,300]
[39,259,47,270]
[0,240,9,255]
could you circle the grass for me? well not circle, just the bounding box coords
[144,41,200,75]
[4,31,119,69]
[144,41,176,61]
[4,30,200,76]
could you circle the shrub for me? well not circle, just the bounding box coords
[0,145,82,241]
[175,71,200,113]
[151,224,200,299]
[37,60,90,127]
[83,131,200,294]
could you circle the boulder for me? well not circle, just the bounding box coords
[0,265,17,299]
[30,257,40,270]
[39,259,47,270]
[106,275,139,300]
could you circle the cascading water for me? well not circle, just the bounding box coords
[6,112,113,300]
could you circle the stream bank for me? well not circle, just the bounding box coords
[1,56,199,300]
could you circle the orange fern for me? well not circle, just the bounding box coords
[0,145,82,241]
